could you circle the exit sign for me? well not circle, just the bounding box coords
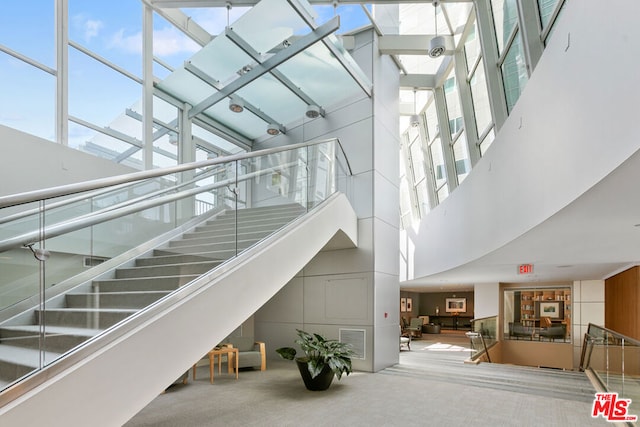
[518,264,534,274]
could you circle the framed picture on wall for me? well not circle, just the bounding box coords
[400,298,406,312]
[406,298,412,312]
[445,297,466,313]
[537,301,563,319]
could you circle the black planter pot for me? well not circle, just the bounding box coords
[295,358,335,391]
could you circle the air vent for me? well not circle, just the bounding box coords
[83,256,108,268]
[339,328,366,360]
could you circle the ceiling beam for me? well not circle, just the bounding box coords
[400,74,436,90]
[378,34,455,56]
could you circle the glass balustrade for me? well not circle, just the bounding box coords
[468,315,498,361]
[580,323,640,420]
[0,138,351,392]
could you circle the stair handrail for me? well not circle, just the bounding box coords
[0,163,227,226]
[0,162,297,253]
[0,137,351,209]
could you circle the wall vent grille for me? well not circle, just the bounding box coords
[339,328,366,360]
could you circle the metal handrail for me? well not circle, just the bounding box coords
[0,137,351,209]
[0,164,226,226]
[0,162,295,253]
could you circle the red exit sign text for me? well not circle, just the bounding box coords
[518,264,534,274]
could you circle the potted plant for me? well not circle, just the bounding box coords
[276,329,355,391]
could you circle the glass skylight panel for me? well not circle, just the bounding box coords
[230,0,310,54]
[203,100,268,139]
[156,68,215,110]
[236,74,306,124]
[277,41,364,108]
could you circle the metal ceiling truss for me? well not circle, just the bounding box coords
[188,15,341,119]
[184,61,286,134]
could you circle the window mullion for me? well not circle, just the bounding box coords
[454,49,481,168]
[433,87,457,192]
[56,0,69,146]
[516,0,544,75]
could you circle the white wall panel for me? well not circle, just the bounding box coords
[373,171,400,228]
[0,125,135,197]
[374,218,400,276]
[303,218,374,276]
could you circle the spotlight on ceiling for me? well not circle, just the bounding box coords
[229,97,244,113]
[305,104,321,119]
[428,0,446,58]
[429,36,446,58]
[267,124,281,135]
[410,114,420,127]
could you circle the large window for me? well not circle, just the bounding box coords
[503,287,571,343]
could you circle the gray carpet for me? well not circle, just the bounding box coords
[125,334,608,427]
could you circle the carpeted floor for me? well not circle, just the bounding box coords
[125,332,608,427]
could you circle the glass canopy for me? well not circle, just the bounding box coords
[156,0,371,141]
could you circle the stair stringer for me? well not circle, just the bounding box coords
[0,192,357,427]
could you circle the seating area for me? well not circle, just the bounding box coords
[191,336,266,385]
[401,317,423,338]
[224,336,267,371]
[508,320,567,342]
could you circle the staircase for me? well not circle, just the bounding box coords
[0,203,305,389]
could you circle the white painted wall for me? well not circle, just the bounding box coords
[474,282,500,319]
[572,280,605,367]
[406,0,640,280]
[0,125,135,196]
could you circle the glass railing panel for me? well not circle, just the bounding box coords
[468,315,498,359]
[0,138,351,392]
[583,324,640,421]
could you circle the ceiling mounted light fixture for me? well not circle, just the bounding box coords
[229,97,244,113]
[306,104,321,119]
[410,89,420,127]
[267,124,281,135]
[429,1,446,58]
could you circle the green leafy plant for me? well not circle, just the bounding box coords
[276,329,355,380]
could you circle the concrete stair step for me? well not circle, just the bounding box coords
[200,215,299,229]
[217,204,304,218]
[136,253,223,266]
[153,247,238,259]
[35,308,137,329]
[0,344,62,384]
[66,291,171,309]
[0,325,101,353]
[168,237,259,250]
[182,229,272,241]
[115,261,220,279]
[209,213,302,225]
[91,275,200,292]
